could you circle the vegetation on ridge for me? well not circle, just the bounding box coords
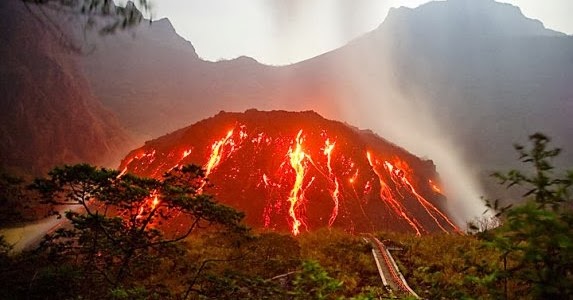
[0,133,571,299]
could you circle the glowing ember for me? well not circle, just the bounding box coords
[151,194,160,209]
[349,169,359,184]
[136,191,161,220]
[429,180,442,193]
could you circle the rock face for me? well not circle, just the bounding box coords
[353,0,573,167]
[120,110,459,235]
[0,0,131,175]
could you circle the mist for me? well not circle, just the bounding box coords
[263,0,491,226]
[334,60,488,226]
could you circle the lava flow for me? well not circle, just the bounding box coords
[119,110,459,235]
[367,152,423,236]
[384,160,460,233]
[323,139,341,227]
[287,130,308,235]
[205,130,234,177]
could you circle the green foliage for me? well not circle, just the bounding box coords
[177,230,381,299]
[385,232,500,299]
[28,163,245,298]
[290,260,343,300]
[299,229,380,297]
[10,136,571,300]
[482,133,573,299]
[178,230,300,299]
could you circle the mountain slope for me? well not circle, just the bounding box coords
[349,0,573,168]
[0,0,131,175]
[80,18,345,140]
[80,0,573,171]
[120,110,459,235]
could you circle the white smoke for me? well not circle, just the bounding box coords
[330,47,490,228]
[263,0,490,227]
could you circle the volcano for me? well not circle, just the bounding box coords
[119,110,459,235]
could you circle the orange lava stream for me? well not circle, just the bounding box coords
[118,167,129,178]
[323,139,340,227]
[136,191,161,220]
[182,149,192,159]
[324,139,335,174]
[384,161,460,233]
[367,152,422,236]
[205,130,234,177]
[287,130,307,236]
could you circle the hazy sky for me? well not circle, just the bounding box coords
[148,0,573,65]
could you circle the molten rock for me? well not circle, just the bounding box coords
[119,110,459,235]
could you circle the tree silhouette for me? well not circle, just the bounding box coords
[31,163,245,296]
[483,133,573,299]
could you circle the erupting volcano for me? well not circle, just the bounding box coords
[119,110,459,235]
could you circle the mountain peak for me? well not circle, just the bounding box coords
[130,17,198,56]
[150,18,176,34]
[381,0,564,37]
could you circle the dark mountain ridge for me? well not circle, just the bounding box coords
[0,0,132,175]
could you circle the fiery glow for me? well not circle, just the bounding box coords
[287,130,307,235]
[384,160,459,233]
[329,180,340,226]
[205,130,234,177]
[136,191,161,220]
[349,169,359,184]
[151,194,160,209]
[118,167,128,178]
[119,117,460,236]
[323,139,335,174]
[262,174,271,187]
[323,139,340,227]
[429,180,442,193]
[367,152,422,236]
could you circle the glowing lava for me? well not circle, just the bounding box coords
[324,139,335,174]
[182,149,192,159]
[151,194,160,209]
[136,191,161,220]
[287,130,308,236]
[323,139,340,227]
[367,151,423,236]
[384,160,459,233]
[119,110,461,235]
[205,130,234,177]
